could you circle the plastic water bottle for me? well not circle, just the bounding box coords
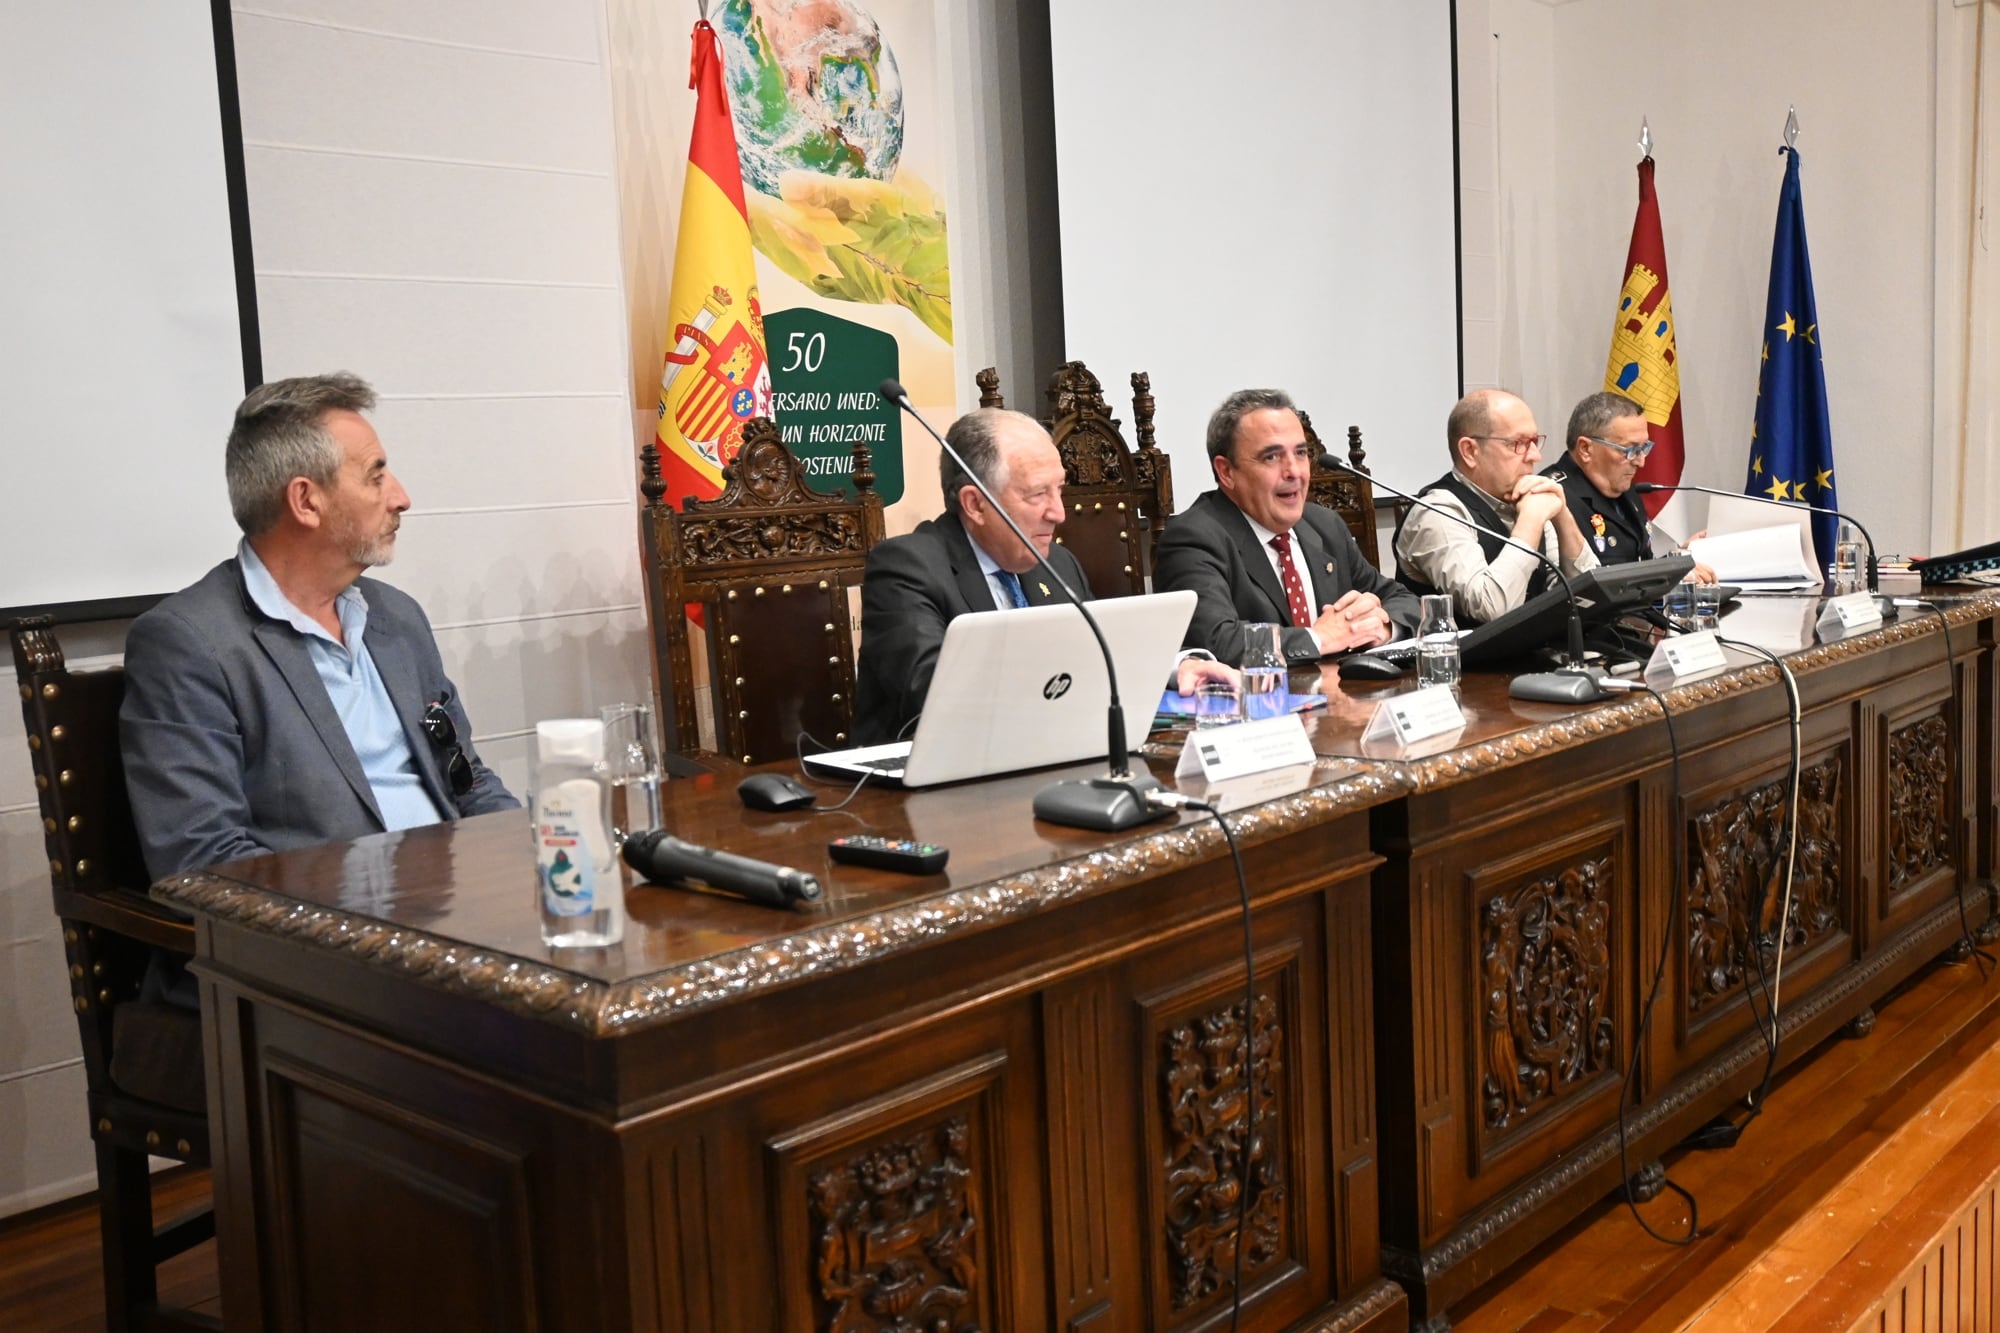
[531,719,623,948]
[1417,594,1461,689]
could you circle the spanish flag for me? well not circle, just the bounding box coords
[1603,156,1685,521]
[654,21,772,509]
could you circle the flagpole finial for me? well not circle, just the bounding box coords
[1638,117,1652,160]
[1783,105,1799,150]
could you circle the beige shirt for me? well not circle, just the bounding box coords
[1394,470,1600,624]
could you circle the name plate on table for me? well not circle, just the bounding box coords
[1818,592,1883,632]
[1361,684,1466,747]
[1176,713,1316,782]
[1647,630,1728,682]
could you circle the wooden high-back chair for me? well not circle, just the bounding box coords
[640,419,886,765]
[1302,413,1386,568]
[11,617,218,1333]
[972,361,1173,597]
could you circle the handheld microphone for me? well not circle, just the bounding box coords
[880,378,1170,831]
[1317,452,1617,703]
[622,829,821,909]
[1633,481,1877,593]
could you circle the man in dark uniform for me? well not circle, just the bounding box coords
[1543,391,1715,582]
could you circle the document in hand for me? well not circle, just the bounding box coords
[1686,527,1819,588]
[1689,494,1821,588]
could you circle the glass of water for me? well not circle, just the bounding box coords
[599,701,663,844]
[1416,594,1461,688]
[1240,623,1287,720]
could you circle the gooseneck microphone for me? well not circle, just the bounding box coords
[1317,453,1626,703]
[880,378,1171,831]
[622,829,821,909]
[1632,481,1877,592]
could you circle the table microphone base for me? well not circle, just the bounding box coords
[1510,666,1620,704]
[1034,769,1176,831]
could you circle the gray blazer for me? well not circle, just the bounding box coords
[121,558,518,879]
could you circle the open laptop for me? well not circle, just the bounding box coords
[804,589,1197,788]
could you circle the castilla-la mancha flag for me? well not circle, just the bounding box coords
[654,20,773,508]
[1603,155,1686,522]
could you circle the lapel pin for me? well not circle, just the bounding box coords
[1324,561,1334,573]
[1038,581,1049,597]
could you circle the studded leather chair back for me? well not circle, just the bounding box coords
[11,616,216,1331]
[641,418,886,764]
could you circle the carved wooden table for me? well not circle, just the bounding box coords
[1290,590,2000,1328]
[159,753,1409,1332]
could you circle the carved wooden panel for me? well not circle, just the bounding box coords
[1687,755,1845,1013]
[1159,990,1288,1313]
[807,1116,986,1333]
[1888,713,1953,895]
[1478,856,1615,1134]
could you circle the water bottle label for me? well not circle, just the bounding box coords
[537,795,595,917]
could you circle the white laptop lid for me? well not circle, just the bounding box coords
[811,589,1196,789]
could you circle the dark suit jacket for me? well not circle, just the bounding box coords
[1153,490,1421,665]
[852,511,1092,746]
[1543,452,1654,564]
[121,558,518,879]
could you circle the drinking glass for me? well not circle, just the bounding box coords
[1193,681,1241,728]
[599,701,663,844]
[1691,583,1724,632]
[1663,581,1698,632]
[1240,623,1286,721]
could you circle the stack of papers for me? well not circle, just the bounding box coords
[1686,525,1821,590]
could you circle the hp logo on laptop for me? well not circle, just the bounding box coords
[1042,673,1073,700]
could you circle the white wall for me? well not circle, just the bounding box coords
[0,0,646,1220]
[1463,0,1952,555]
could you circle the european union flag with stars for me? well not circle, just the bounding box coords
[1746,146,1837,571]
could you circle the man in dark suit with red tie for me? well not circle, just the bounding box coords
[1154,388,1419,665]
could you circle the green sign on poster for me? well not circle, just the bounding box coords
[764,307,904,504]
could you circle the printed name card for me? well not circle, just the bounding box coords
[1361,684,1466,748]
[1819,592,1884,632]
[1648,630,1728,681]
[1176,713,1317,782]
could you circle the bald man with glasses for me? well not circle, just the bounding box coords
[1393,388,1597,625]
[1543,390,1716,583]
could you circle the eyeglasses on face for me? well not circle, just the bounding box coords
[1586,435,1655,462]
[421,699,475,795]
[1473,433,1547,455]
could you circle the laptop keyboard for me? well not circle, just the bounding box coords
[853,755,908,775]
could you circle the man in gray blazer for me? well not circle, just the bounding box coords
[121,372,517,884]
[1155,388,1419,665]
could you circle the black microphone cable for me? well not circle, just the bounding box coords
[1683,637,1803,1146]
[1146,788,1260,1333]
[1614,678,1702,1244]
[1895,597,1994,977]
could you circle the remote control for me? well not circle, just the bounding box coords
[827,835,949,875]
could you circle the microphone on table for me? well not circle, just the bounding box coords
[880,377,1173,831]
[1317,453,1629,703]
[622,829,821,909]
[1633,481,1878,593]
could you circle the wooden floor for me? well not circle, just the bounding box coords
[1455,946,2000,1332]
[2,952,1994,1332]
[0,1166,218,1331]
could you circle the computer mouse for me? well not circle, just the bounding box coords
[736,773,817,812]
[1336,652,1406,682]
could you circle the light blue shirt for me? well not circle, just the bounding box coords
[238,540,445,831]
[970,537,1030,610]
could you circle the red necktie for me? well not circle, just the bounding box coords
[1270,532,1313,630]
